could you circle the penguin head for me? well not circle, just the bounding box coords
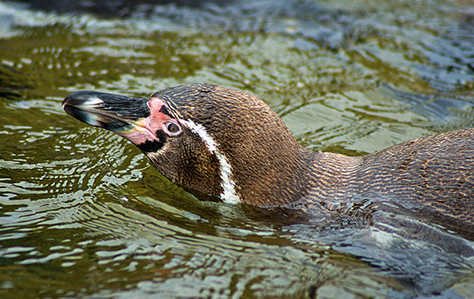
[63,84,305,206]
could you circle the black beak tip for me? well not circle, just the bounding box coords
[61,90,150,130]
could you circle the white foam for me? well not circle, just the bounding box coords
[180,119,241,204]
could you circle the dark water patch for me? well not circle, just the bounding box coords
[383,84,474,129]
[11,0,234,18]
[0,64,31,99]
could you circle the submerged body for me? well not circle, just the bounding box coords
[304,130,473,235]
[62,84,473,236]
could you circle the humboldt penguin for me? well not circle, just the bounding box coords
[63,84,473,235]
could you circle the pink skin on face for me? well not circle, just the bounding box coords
[118,97,171,144]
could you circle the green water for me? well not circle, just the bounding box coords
[0,0,473,298]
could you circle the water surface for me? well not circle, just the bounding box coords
[0,0,473,298]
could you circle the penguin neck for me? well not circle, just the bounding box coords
[229,144,362,209]
[226,140,319,207]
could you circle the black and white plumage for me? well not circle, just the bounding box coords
[63,84,474,237]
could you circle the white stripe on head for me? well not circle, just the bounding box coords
[179,119,241,204]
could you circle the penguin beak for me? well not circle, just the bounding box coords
[62,91,150,132]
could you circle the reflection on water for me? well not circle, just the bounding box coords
[0,0,473,298]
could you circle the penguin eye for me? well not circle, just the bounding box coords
[163,121,182,136]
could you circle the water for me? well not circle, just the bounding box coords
[0,0,473,297]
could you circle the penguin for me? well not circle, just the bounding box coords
[63,83,473,234]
